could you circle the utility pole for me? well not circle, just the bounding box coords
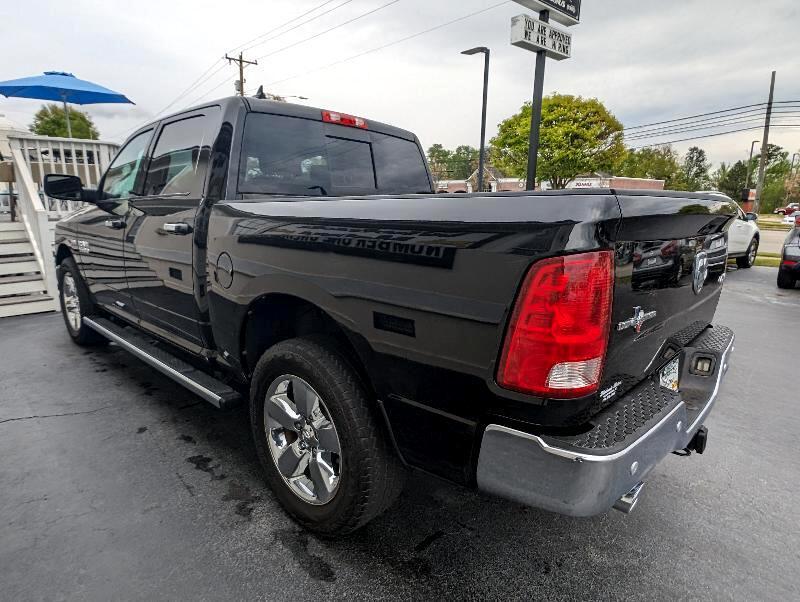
[225,53,258,97]
[754,70,776,213]
[526,9,549,191]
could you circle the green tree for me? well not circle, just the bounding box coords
[426,144,453,182]
[617,145,682,189]
[753,145,791,212]
[713,160,748,199]
[449,145,479,180]
[30,103,99,139]
[490,94,625,189]
[426,144,480,181]
[679,146,711,191]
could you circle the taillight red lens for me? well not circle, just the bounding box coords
[497,251,615,399]
[322,110,368,129]
[783,260,797,267]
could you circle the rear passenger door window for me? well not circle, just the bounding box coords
[143,108,220,198]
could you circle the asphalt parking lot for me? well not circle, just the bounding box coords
[1,266,798,600]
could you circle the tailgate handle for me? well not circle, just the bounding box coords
[163,222,193,235]
[104,219,126,230]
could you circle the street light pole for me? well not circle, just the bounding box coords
[745,139,760,189]
[526,9,550,190]
[462,46,490,193]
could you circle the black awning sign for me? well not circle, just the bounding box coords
[512,0,581,27]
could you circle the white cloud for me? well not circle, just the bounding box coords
[2,0,799,166]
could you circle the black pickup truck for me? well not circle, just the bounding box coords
[47,96,737,535]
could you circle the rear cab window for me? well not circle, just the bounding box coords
[238,112,431,197]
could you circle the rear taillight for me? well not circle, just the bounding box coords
[322,110,368,129]
[497,251,615,399]
[783,260,797,267]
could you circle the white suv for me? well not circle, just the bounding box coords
[697,193,760,269]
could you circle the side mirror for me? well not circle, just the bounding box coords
[43,173,98,204]
[44,174,84,201]
[745,212,759,222]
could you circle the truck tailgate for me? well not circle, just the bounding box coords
[597,192,737,410]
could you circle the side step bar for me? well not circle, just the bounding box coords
[83,317,241,409]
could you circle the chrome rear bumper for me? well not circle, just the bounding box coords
[476,325,734,517]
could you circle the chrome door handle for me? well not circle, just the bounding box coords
[163,222,193,235]
[104,219,126,230]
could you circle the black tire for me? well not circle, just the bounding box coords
[736,238,759,269]
[57,257,108,346]
[250,336,406,536]
[777,271,796,289]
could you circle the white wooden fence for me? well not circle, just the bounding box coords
[8,133,118,218]
[7,134,119,303]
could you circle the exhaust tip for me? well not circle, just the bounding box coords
[613,482,645,514]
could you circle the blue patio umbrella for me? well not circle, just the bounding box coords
[0,71,133,138]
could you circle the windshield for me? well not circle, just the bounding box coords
[239,112,431,197]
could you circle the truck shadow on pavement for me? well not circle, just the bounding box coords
[81,342,695,597]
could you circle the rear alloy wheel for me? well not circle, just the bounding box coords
[265,375,342,505]
[736,238,759,269]
[250,336,405,536]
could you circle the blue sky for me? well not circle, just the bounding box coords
[2,0,799,166]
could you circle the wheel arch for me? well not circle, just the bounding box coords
[55,243,73,267]
[240,293,375,396]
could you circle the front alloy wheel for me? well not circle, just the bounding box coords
[265,375,342,505]
[737,238,758,269]
[61,272,82,333]
[57,257,107,346]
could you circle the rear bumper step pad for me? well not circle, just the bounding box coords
[476,324,734,517]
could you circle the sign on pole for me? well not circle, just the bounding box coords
[511,1,582,190]
[511,14,572,61]
[511,0,581,27]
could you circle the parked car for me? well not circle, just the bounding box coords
[696,192,759,268]
[778,223,800,289]
[774,202,800,216]
[782,212,800,226]
[727,203,760,268]
[47,96,737,535]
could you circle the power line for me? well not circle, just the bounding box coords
[624,106,800,136]
[240,0,357,54]
[624,100,800,131]
[626,112,800,141]
[108,1,359,139]
[153,62,228,117]
[624,103,767,131]
[265,0,511,89]
[630,124,800,150]
[109,1,510,140]
[231,0,346,54]
[176,0,407,111]
[251,0,403,62]
[165,1,355,110]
